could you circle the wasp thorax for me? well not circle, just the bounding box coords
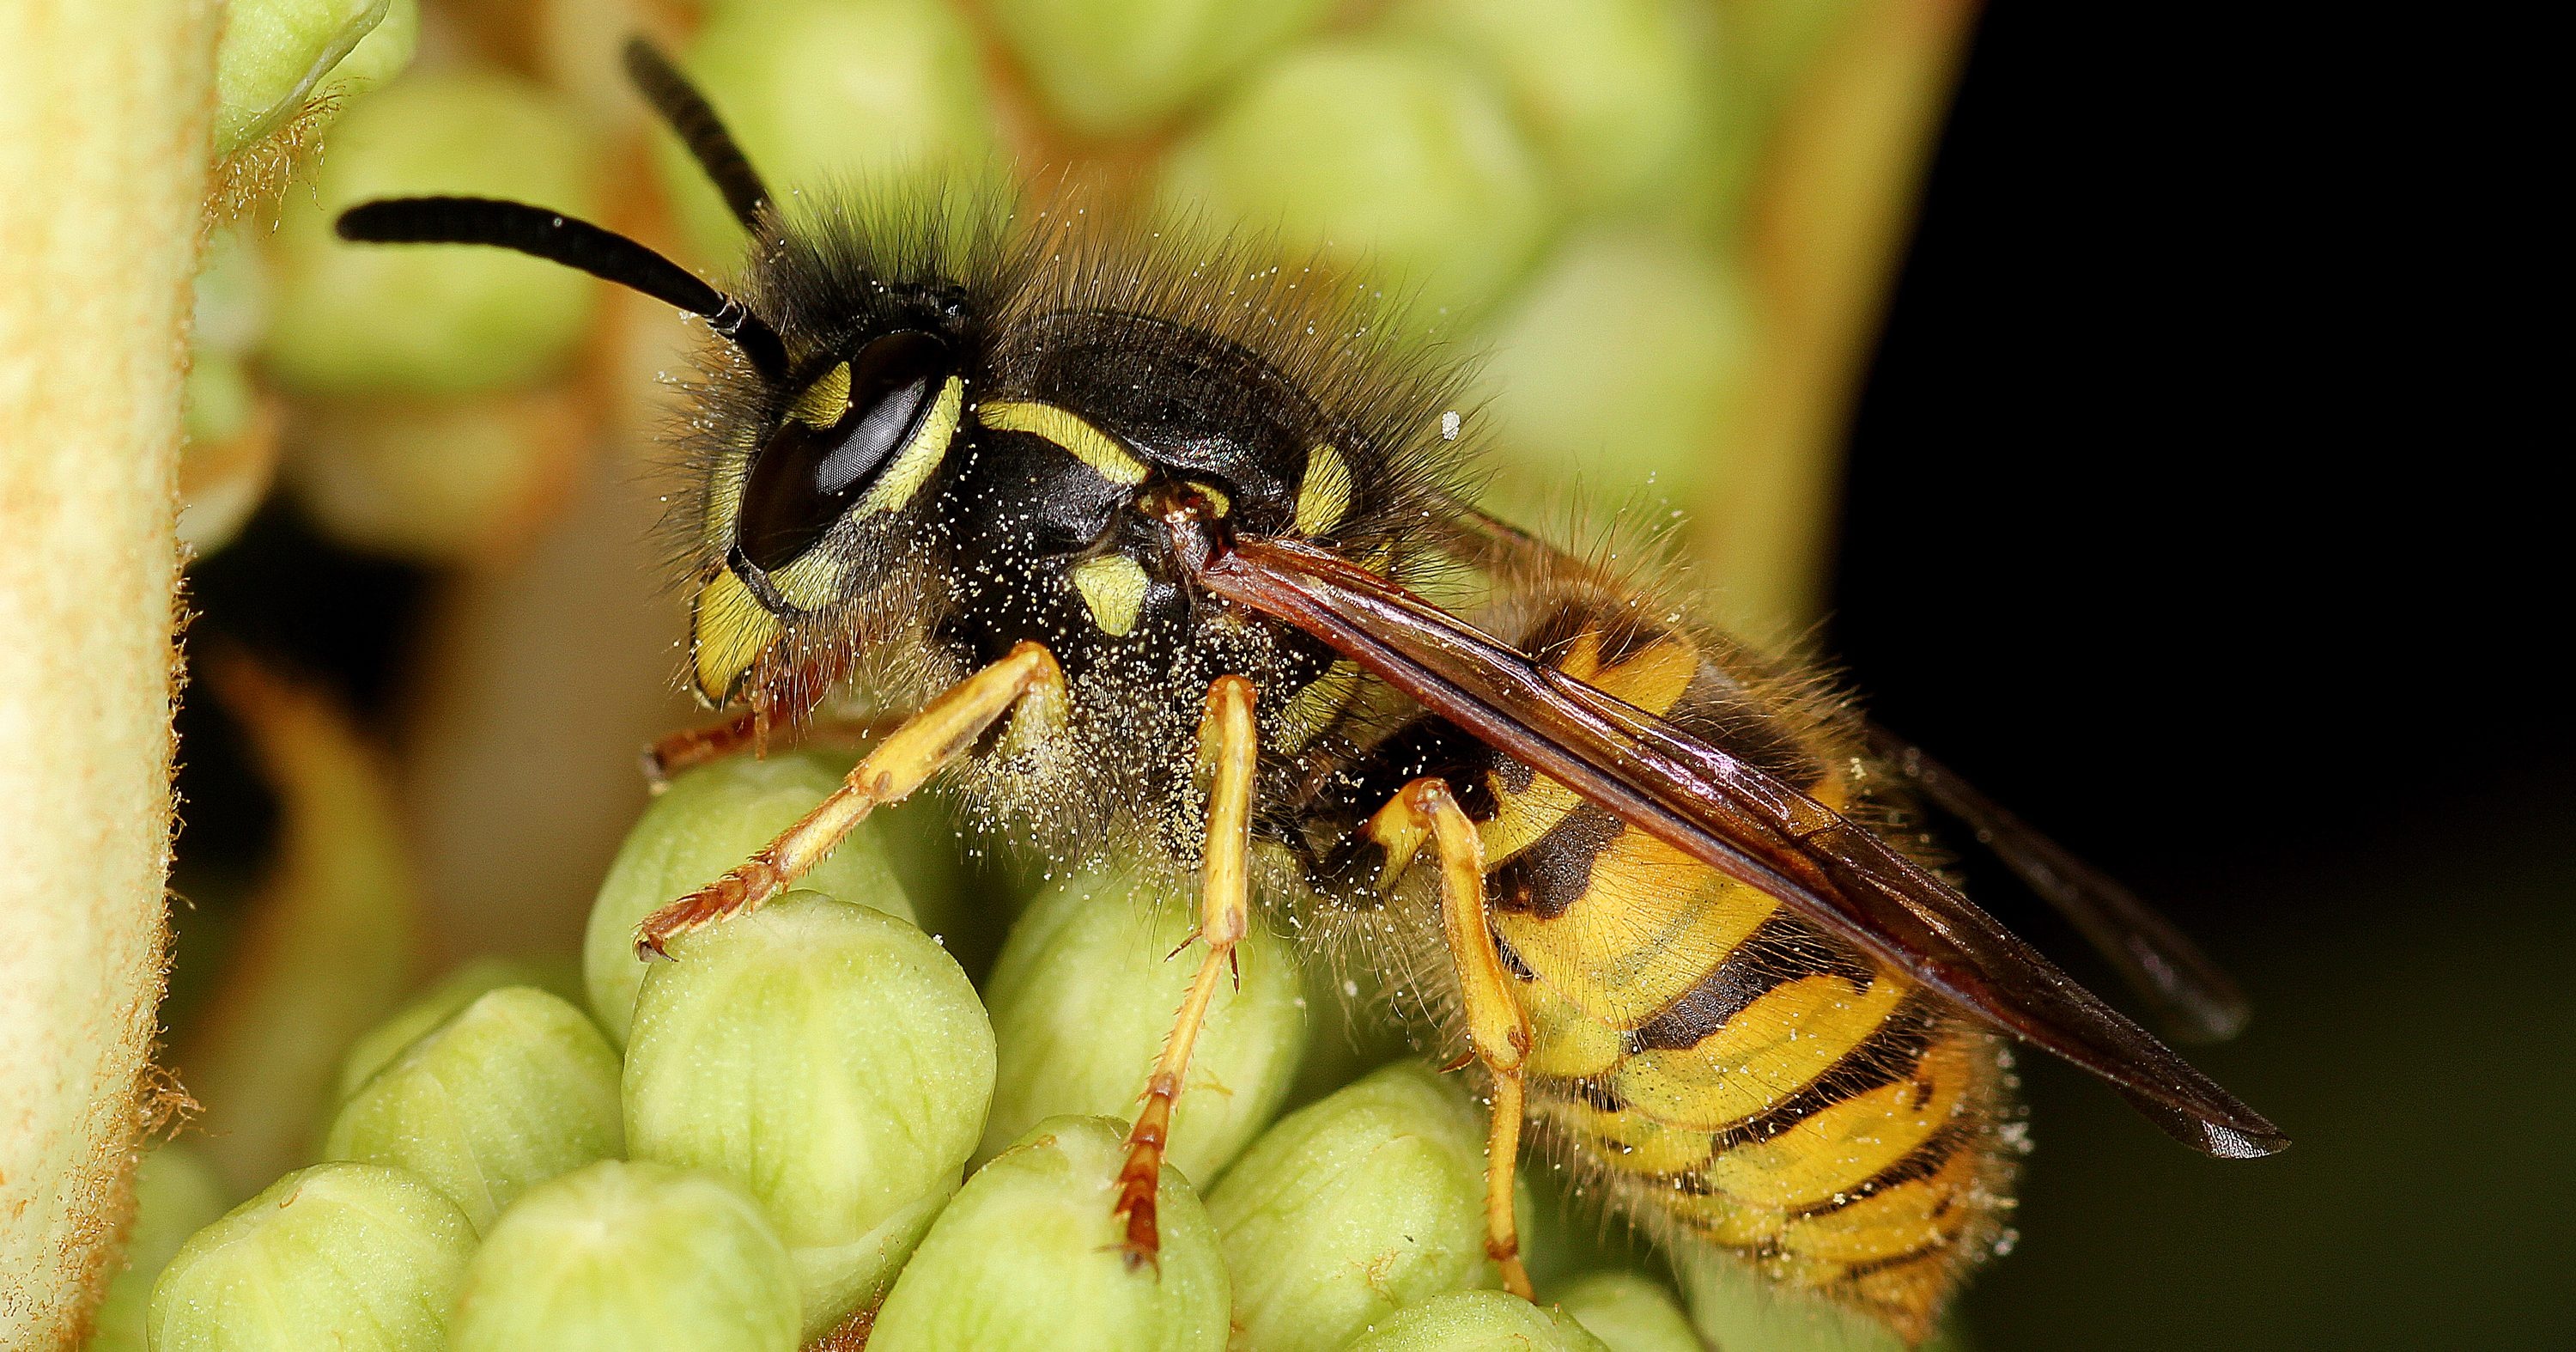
[736,327,956,572]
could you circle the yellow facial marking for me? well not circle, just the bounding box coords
[976,399,1150,486]
[788,360,852,427]
[860,375,965,516]
[1070,554,1151,636]
[690,568,781,703]
[1295,442,1353,536]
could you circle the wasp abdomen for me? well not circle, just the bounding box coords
[1467,599,2020,1343]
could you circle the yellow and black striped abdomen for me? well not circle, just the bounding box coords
[1479,614,2018,1343]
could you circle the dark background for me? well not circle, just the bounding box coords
[1835,5,2567,1349]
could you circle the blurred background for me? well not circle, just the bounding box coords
[160,2,2566,1349]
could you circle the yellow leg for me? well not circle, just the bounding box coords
[1114,675,1259,1269]
[1364,777,1536,1300]
[633,641,1067,957]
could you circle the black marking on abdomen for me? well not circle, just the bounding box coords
[1629,910,1880,1052]
[1704,1000,1940,1149]
[1489,803,1626,919]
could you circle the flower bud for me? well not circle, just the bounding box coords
[1551,1271,1704,1352]
[176,356,279,557]
[976,870,1308,1184]
[211,0,397,157]
[1162,37,1553,322]
[1382,0,1721,214]
[263,68,603,397]
[146,1162,476,1352]
[870,1116,1229,1352]
[280,386,589,563]
[1343,1289,1612,1352]
[623,892,993,1337]
[323,985,623,1233]
[449,1160,801,1352]
[1677,1246,1905,1352]
[87,1146,226,1352]
[331,957,570,1104]
[1473,226,1753,527]
[652,0,1002,265]
[584,751,913,1045]
[193,225,270,360]
[1205,1061,1496,1352]
[983,0,1334,138]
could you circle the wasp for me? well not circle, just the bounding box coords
[337,41,2285,1342]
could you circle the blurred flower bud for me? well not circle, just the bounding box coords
[1383,0,1722,215]
[1205,1061,1497,1352]
[651,0,1001,265]
[86,1146,227,1352]
[1552,1271,1705,1352]
[280,386,588,563]
[1162,37,1553,322]
[1677,1246,1905,1352]
[210,0,396,157]
[193,225,271,360]
[1473,226,1755,530]
[147,1162,475,1352]
[870,1115,1229,1352]
[584,751,913,1045]
[331,957,569,1104]
[264,69,603,397]
[983,0,1334,139]
[176,355,281,557]
[1343,1288,1613,1352]
[623,892,993,1337]
[448,1160,801,1352]
[323,985,623,1233]
[976,870,1308,1183]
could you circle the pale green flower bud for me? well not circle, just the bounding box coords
[652,0,1003,265]
[86,1146,226,1352]
[323,986,623,1233]
[1344,1288,1612,1352]
[623,892,993,1337]
[976,870,1308,1184]
[1382,0,1722,214]
[1162,37,1554,323]
[1473,226,1755,528]
[583,751,912,1045]
[983,0,1336,139]
[211,0,395,157]
[1552,1271,1704,1352]
[870,1116,1229,1352]
[326,0,416,99]
[146,1162,475,1352]
[264,69,604,396]
[1677,1246,1903,1352]
[280,387,587,563]
[1205,1061,1496,1352]
[331,957,568,1105]
[449,1160,800,1352]
[193,226,270,360]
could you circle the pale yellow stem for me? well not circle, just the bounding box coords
[1705,0,1983,635]
[0,3,216,1346]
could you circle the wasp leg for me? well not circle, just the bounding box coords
[633,642,1067,957]
[1363,777,1536,1300]
[1114,675,1259,1270]
[643,709,903,788]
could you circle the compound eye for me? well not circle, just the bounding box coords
[736,328,954,573]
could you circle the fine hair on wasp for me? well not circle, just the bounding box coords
[334,37,2286,1343]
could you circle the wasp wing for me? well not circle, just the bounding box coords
[1862,728,2252,1043]
[1431,493,2257,1046]
[1197,535,2287,1158]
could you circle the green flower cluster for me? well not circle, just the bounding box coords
[124,752,1703,1350]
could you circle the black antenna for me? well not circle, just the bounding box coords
[335,197,788,380]
[623,38,773,232]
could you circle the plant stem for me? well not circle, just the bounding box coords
[0,3,216,1346]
